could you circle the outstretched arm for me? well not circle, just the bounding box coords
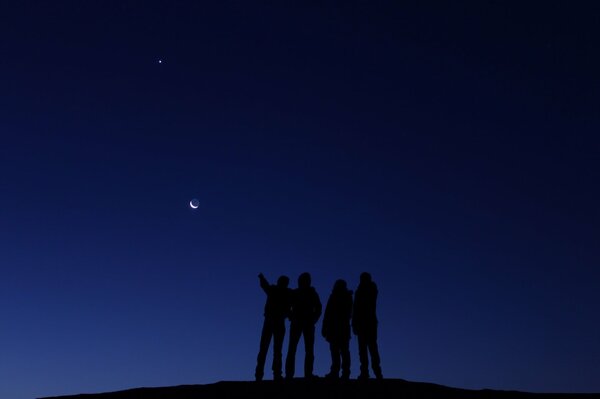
[258,273,270,293]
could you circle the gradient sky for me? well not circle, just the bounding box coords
[1,2,599,398]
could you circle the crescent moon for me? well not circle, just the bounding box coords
[189,200,199,209]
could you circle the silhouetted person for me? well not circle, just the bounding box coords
[322,279,353,379]
[285,272,322,379]
[353,272,382,379]
[255,273,292,381]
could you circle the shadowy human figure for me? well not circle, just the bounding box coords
[255,273,292,381]
[352,272,383,379]
[322,279,353,380]
[285,272,322,379]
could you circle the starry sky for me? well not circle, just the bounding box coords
[1,2,599,398]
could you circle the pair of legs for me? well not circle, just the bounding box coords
[327,338,350,379]
[255,317,285,381]
[285,322,315,378]
[357,326,382,379]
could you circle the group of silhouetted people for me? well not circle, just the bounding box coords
[255,272,382,381]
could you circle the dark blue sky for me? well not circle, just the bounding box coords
[1,2,599,398]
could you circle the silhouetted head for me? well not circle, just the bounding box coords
[298,272,311,289]
[360,272,372,284]
[277,275,290,288]
[333,279,347,292]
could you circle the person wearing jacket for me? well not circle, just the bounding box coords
[352,272,383,379]
[322,279,353,379]
[285,272,322,379]
[255,273,292,381]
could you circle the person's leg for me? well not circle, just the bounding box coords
[368,326,382,379]
[272,319,286,379]
[255,319,273,381]
[303,323,315,377]
[340,338,351,379]
[285,322,301,379]
[327,340,340,378]
[357,333,369,378]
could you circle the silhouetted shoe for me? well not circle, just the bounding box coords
[255,375,263,382]
[305,374,319,379]
[375,372,383,380]
[285,375,294,380]
[325,372,339,379]
[357,373,369,380]
[274,374,283,381]
[341,373,350,380]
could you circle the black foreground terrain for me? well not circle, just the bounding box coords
[40,378,600,399]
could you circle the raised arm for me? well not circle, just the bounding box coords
[258,273,270,294]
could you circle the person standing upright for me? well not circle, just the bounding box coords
[255,273,292,381]
[285,272,322,379]
[352,272,383,380]
[322,279,353,379]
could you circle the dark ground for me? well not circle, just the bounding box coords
[40,379,600,399]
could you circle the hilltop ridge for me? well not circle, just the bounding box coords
[39,378,600,399]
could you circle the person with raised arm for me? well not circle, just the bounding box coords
[255,273,292,381]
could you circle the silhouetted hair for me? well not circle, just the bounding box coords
[360,272,372,284]
[333,279,347,292]
[298,272,311,288]
[277,276,290,288]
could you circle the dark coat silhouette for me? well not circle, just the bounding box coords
[285,272,322,379]
[352,272,382,379]
[322,279,353,379]
[255,273,292,381]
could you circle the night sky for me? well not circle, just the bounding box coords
[2,2,599,398]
